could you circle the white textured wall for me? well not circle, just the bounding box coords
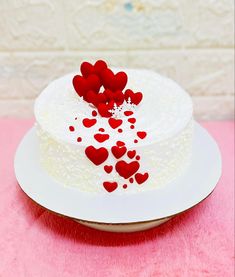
[0,0,234,119]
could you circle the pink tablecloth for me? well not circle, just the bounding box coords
[0,119,234,277]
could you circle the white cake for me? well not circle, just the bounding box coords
[35,61,193,194]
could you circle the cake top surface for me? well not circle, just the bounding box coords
[35,67,193,148]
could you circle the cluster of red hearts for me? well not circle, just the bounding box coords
[69,110,149,193]
[85,143,149,193]
[70,60,149,193]
[72,60,143,117]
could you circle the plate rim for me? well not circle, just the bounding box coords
[14,121,222,224]
[17,184,215,225]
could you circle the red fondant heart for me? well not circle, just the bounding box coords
[80,61,94,78]
[85,146,109,165]
[101,69,115,90]
[95,93,108,106]
[73,74,101,97]
[81,60,108,79]
[124,111,133,116]
[127,150,136,159]
[137,131,147,139]
[114,90,125,105]
[115,160,140,179]
[116,141,125,147]
[97,101,114,118]
[85,91,107,107]
[72,75,89,97]
[125,89,143,105]
[104,89,116,101]
[128,118,136,124]
[114,72,127,91]
[104,165,113,174]
[104,89,124,106]
[86,74,101,93]
[94,133,110,143]
[101,69,128,91]
[94,60,107,75]
[111,146,127,159]
[83,90,97,105]
[135,172,149,184]
[82,118,97,128]
[108,118,123,129]
[103,181,118,193]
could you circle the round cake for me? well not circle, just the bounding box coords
[35,60,193,194]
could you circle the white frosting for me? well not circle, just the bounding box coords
[34,68,194,194]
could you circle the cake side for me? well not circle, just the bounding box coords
[36,119,193,193]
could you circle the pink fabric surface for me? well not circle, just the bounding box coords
[0,119,234,277]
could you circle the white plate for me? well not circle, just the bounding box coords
[14,122,221,232]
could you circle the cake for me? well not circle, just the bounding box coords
[35,60,193,193]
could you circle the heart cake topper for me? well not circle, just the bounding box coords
[72,60,143,118]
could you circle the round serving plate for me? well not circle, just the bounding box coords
[14,122,221,232]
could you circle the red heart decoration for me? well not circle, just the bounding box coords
[128,118,136,124]
[137,131,147,139]
[94,133,110,143]
[85,91,107,107]
[94,60,107,75]
[83,90,97,106]
[125,89,143,105]
[86,74,101,93]
[101,69,128,91]
[103,181,118,193]
[115,160,140,179]
[73,74,101,97]
[104,89,124,106]
[95,93,108,106]
[81,60,107,78]
[72,75,89,97]
[82,118,97,128]
[101,69,115,90]
[104,89,116,101]
[108,118,123,129]
[111,146,127,159]
[116,141,125,147]
[104,165,113,174]
[85,146,109,165]
[127,150,136,159]
[80,62,94,78]
[135,172,149,184]
[114,72,127,91]
[124,111,133,116]
[97,101,114,118]
[114,90,125,105]
[73,60,144,118]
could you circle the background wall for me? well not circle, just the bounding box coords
[0,0,234,119]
